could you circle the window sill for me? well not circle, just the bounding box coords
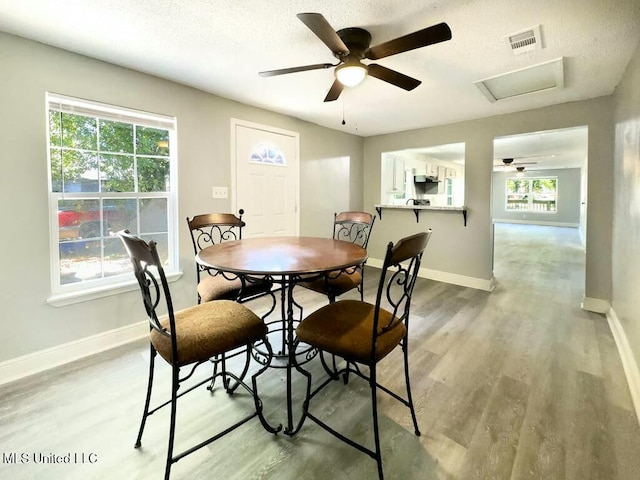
[47,271,183,307]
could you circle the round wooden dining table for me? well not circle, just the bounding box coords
[196,236,368,434]
[196,236,367,276]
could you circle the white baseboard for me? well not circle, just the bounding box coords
[367,258,495,292]
[581,296,611,313]
[0,321,148,386]
[493,219,579,228]
[606,307,640,425]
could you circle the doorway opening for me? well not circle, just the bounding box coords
[491,126,588,285]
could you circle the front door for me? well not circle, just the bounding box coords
[232,119,299,238]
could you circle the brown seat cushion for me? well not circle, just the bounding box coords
[296,300,406,364]
[197,274,271,302]
[150,300,267,366]
[298,270,362,297]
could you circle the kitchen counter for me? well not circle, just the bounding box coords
[375,204,468,225]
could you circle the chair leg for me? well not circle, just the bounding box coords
[135,343,156,448]
[251,338,283,434]
[370,363,384,480]
[402,339,421,436]
[342,361,351,385]
[206,354,221,392]
[164,365,180,480]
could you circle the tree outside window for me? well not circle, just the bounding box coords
[506,177,557,212]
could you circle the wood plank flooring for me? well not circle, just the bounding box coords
[1,223,639,479]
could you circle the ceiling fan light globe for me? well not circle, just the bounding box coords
[335,63,368,87]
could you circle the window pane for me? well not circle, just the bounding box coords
[61,113,97,150]
[49,111,61,146]
[532,179,557,212]
[58,199,100,241]
[137,157,170,192]
[99,120,134,153]
[532,178,557,193]
[141,233,169,266]
[50,148,63,192]
[506,179,530,194]
[61,150,99,193]
[250,143,285,165]
[140,198,168,233]
[506,195,528,210]
[59,240,103,285]
[100,154,135,192]
[136,126,170,156]
[103,237,132,278]
[104,199,137,235]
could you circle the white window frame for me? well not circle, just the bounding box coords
[46,93,180,305]
[505,175,558,213]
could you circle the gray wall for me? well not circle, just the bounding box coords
[0,33,363,362]
[612,39,640,372]
[492,168,582,225]
[363,98,614,301]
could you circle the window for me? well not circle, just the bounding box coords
[445,178,453,206]
[47,93,178,297]
[506,177,557,212]
[250,143,285,165]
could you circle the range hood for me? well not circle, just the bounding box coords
[414,174,440,183]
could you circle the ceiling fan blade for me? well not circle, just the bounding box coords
[324,79,344,102]
[367,64,421,91]
[297,13,349,55]
[366,22,452,60]
[259,63,335,77]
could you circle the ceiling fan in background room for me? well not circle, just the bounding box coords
[259,13,452,102]
[495,157,541,170]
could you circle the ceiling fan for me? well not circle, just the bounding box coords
[498,157,539,167]
[493,157,540,172]
[259,13,452,102]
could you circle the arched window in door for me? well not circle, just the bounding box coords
[249,143,286,165]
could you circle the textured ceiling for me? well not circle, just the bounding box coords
[0,0,639,140]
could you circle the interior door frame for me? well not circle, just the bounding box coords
[230,118,300,235]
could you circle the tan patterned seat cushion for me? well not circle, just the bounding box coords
[298,270,362,297]
[197,274,271,302]
[296,300,406,364]
[150,300,267,366]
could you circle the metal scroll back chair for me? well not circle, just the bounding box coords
[187,209,273,304]
[119,230,280,480]
[292,230,432,480]
[299,211,375,302]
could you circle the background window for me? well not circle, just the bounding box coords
[506,177,557,212]
[47,94,178,293]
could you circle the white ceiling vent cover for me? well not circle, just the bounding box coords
[505,25,542,55]
[474,57,564,103]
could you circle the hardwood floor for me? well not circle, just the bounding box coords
[1,223,639,479]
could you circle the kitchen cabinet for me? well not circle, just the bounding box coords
[424,162,438,177]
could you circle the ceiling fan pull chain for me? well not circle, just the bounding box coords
[342,98,346,125]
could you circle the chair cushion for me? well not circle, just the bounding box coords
[296,300,406,364]
[298,270,362,297]
[197,274,271,302]
[150,300,267,366]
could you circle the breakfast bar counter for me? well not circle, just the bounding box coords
[374,204,468,225]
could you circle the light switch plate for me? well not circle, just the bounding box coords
[212,186,228,199]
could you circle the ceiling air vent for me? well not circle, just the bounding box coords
[505,25,542,55]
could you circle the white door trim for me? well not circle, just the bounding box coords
[230,118,300,235]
